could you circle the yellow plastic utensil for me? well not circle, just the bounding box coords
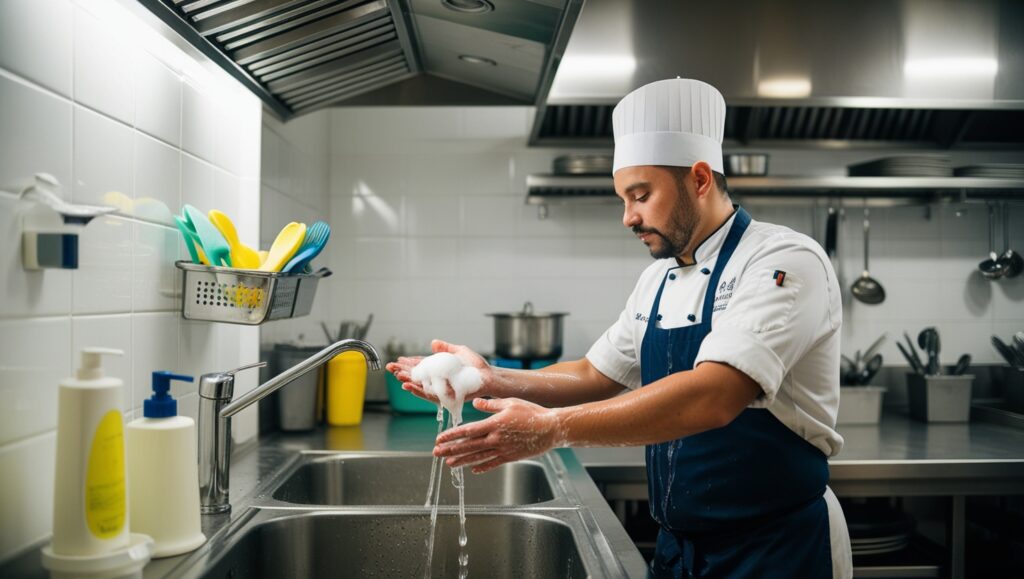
[208,210,261,270]
[257,250,269,266]
[259,222,307,272]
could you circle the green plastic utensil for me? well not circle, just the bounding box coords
[183,205,232,267]
[174,215,209,265]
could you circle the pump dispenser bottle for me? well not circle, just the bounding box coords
[44,348,153,579]
[126,371,206,557]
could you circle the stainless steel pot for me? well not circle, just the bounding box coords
[488,302,567,361]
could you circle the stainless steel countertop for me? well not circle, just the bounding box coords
[266,409,1024,496]
[575,411,1024,496]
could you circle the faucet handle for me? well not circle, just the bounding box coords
[199,361,268,400]
[225,361,267,376]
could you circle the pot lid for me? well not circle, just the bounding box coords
[487,302,568,318]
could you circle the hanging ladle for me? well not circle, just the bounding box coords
[997,202,1023,278]
[979,203,1008,280]
[851,207,886,305]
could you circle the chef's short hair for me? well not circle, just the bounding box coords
[665,166,729,196]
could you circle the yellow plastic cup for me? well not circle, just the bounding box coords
[327,351,367,426]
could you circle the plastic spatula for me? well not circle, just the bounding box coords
[208,210,261,269]
[183,205,232,267]
[282,221,331,273]
[259,222,307,272]
[174,215,210,265]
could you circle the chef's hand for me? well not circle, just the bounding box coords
[384,339,492,404]
[433,398,561,474]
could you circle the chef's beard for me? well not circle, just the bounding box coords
[633,187,699,260]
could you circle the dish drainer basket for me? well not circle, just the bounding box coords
[175,261,330,325]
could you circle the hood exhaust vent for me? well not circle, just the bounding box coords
[533,105,1024,149]
[532,0,1024,151]
[141,0,417,118]
[139,0,585,119]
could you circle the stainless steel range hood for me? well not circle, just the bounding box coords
[139,0,585,119]
[531,0,1024,150]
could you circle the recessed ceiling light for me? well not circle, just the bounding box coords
[442,0,494,14]
[459,55,497,66]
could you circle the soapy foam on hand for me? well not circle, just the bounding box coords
[413,353,482,578]
[411,353,482,426]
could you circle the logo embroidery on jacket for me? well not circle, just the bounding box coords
[713,276,736,312]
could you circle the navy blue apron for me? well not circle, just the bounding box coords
[642,208,832,579]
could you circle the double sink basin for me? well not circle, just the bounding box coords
[160,450,643,578]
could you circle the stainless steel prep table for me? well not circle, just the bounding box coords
[575,412,1024,579]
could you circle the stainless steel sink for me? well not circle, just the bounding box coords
[270,453,556,506]
[198,511,586,579]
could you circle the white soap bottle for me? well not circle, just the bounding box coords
[126,371,206,557]
[50,348,130,556]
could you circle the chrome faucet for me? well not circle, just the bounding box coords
[197,339,381,514]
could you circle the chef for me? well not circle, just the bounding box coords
[387,78,852,579]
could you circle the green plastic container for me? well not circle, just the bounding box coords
[385,372,486,419]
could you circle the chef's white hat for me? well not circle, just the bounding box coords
[612,78,726,174]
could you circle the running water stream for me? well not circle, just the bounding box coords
[423,409,447,578]
[423,406,471,578]
[413,354,482,578]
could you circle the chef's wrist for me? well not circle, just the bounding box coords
[481,365,513,398]
[547,406,572,448]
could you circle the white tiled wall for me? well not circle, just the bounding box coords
[324,107,1024,368]
[0,0,262,562]
[258,111,333,346]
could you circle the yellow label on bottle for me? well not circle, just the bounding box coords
[85,410,125,539]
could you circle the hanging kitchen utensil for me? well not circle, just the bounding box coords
[997,203,1023,278]
[979,204,1007,280]
[825,205,838,260]
[992,336,1024,370]
[896,342,925,375]
[951,354,971,376]
[851,207,885,304]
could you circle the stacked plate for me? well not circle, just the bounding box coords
[954,163,1024,178]
[553,154,614,175]
[851,533,910,556]
[847,156,952,177]
[843,499,915,557]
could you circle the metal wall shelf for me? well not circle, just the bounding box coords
[525,175,1024,210]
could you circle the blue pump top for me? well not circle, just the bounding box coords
[144,371,194,418]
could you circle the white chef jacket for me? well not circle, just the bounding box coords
[586,210,845,457]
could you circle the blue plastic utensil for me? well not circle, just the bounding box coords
[174,215,209,265]
[183,205,232,267]
[282,221,330,273]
